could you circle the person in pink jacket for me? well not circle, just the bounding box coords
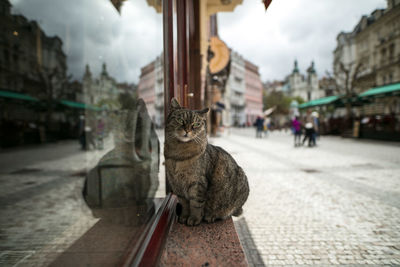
[292,116,302,147]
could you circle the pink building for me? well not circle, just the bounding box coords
[244,60,263,126]
[137,61,156,121]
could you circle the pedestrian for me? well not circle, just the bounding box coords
[311,111,319,146]
[253,116,264,138]
[96,119,105,150]
[302,109,316,147]
[78,115,86,150]
[292,116,302,147]
[263,116,270,137]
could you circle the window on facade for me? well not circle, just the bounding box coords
[389,43,395,61]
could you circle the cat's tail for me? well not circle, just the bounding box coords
[232,207,243,217]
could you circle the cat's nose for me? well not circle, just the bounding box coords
[184,129,191,137]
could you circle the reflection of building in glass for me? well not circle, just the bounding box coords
[138,59,157,124]
[82,63,135,109]
[83,63,117,106]
[137,55,164,127]
[138,52,263,128]
[0,0,67,99]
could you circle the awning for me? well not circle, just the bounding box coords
[0,90,39,102]
[60,100,103,111]
[359,82,400,98]
[299,95,340,109]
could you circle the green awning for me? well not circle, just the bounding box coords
[60,100,103,111]
[359,82,400,98]
[0,90,39,102]
[299,95,340,109]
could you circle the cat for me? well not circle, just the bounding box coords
[164,98,249,226]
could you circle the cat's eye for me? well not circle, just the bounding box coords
[192,122,201,128]
[176,118,184,124]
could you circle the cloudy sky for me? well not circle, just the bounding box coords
[219,0,387,82]
[10,0,386,84]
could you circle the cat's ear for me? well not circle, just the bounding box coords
[197,108,209,118]
[170,98,182,111]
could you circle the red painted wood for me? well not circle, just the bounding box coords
[187,0,201,110]
[263,0,272,11]
[122,194,177,267]
[176,0,189,108]
[163,0,175,117]
[138,194,177,267]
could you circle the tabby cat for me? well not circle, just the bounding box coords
[164,98,249,226]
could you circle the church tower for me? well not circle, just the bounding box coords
[289,59,302,96]
[82,64,93,104]
[306,61,318,100]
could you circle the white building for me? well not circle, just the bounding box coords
[333,32,357,92]
[82,63,120,107]
[223,51,246,127]
[286,60,320,101]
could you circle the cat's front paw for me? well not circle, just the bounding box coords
[178,215,189,224]
[186,215,201,226]
[204,215,217,223]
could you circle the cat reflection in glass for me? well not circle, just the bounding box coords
[164,98,249,226]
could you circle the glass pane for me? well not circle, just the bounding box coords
[0,0,164,265]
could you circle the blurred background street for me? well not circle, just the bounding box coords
[1,130,400,266]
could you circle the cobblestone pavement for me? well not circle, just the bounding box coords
[0,140,110,266]
[211,128,400,266]
[1,130,400,266]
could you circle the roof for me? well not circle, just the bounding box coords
[359,82,400,98]
[299,95,340,109]
[0,90,39,102]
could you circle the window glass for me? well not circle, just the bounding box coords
[0,0,164,265]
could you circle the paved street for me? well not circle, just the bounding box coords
[1,130,400,266]
[212,128,400,266]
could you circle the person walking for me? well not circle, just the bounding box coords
[311,111,319,146]
[302,109,316,147]
[263,116,270,138]
[292,116,302,147]
[96,119,105,150]
[254,116,264,138]
[78,115,86,150]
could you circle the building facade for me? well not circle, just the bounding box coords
[244,60,263,126]
[137,51,263,128]
[333,0,400,93]
[0,0,67,99]
[285,60,320,101]
[333,32,357,92]
[137,60,157,124]
[224,51,246,127]
[82,63,122,109]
